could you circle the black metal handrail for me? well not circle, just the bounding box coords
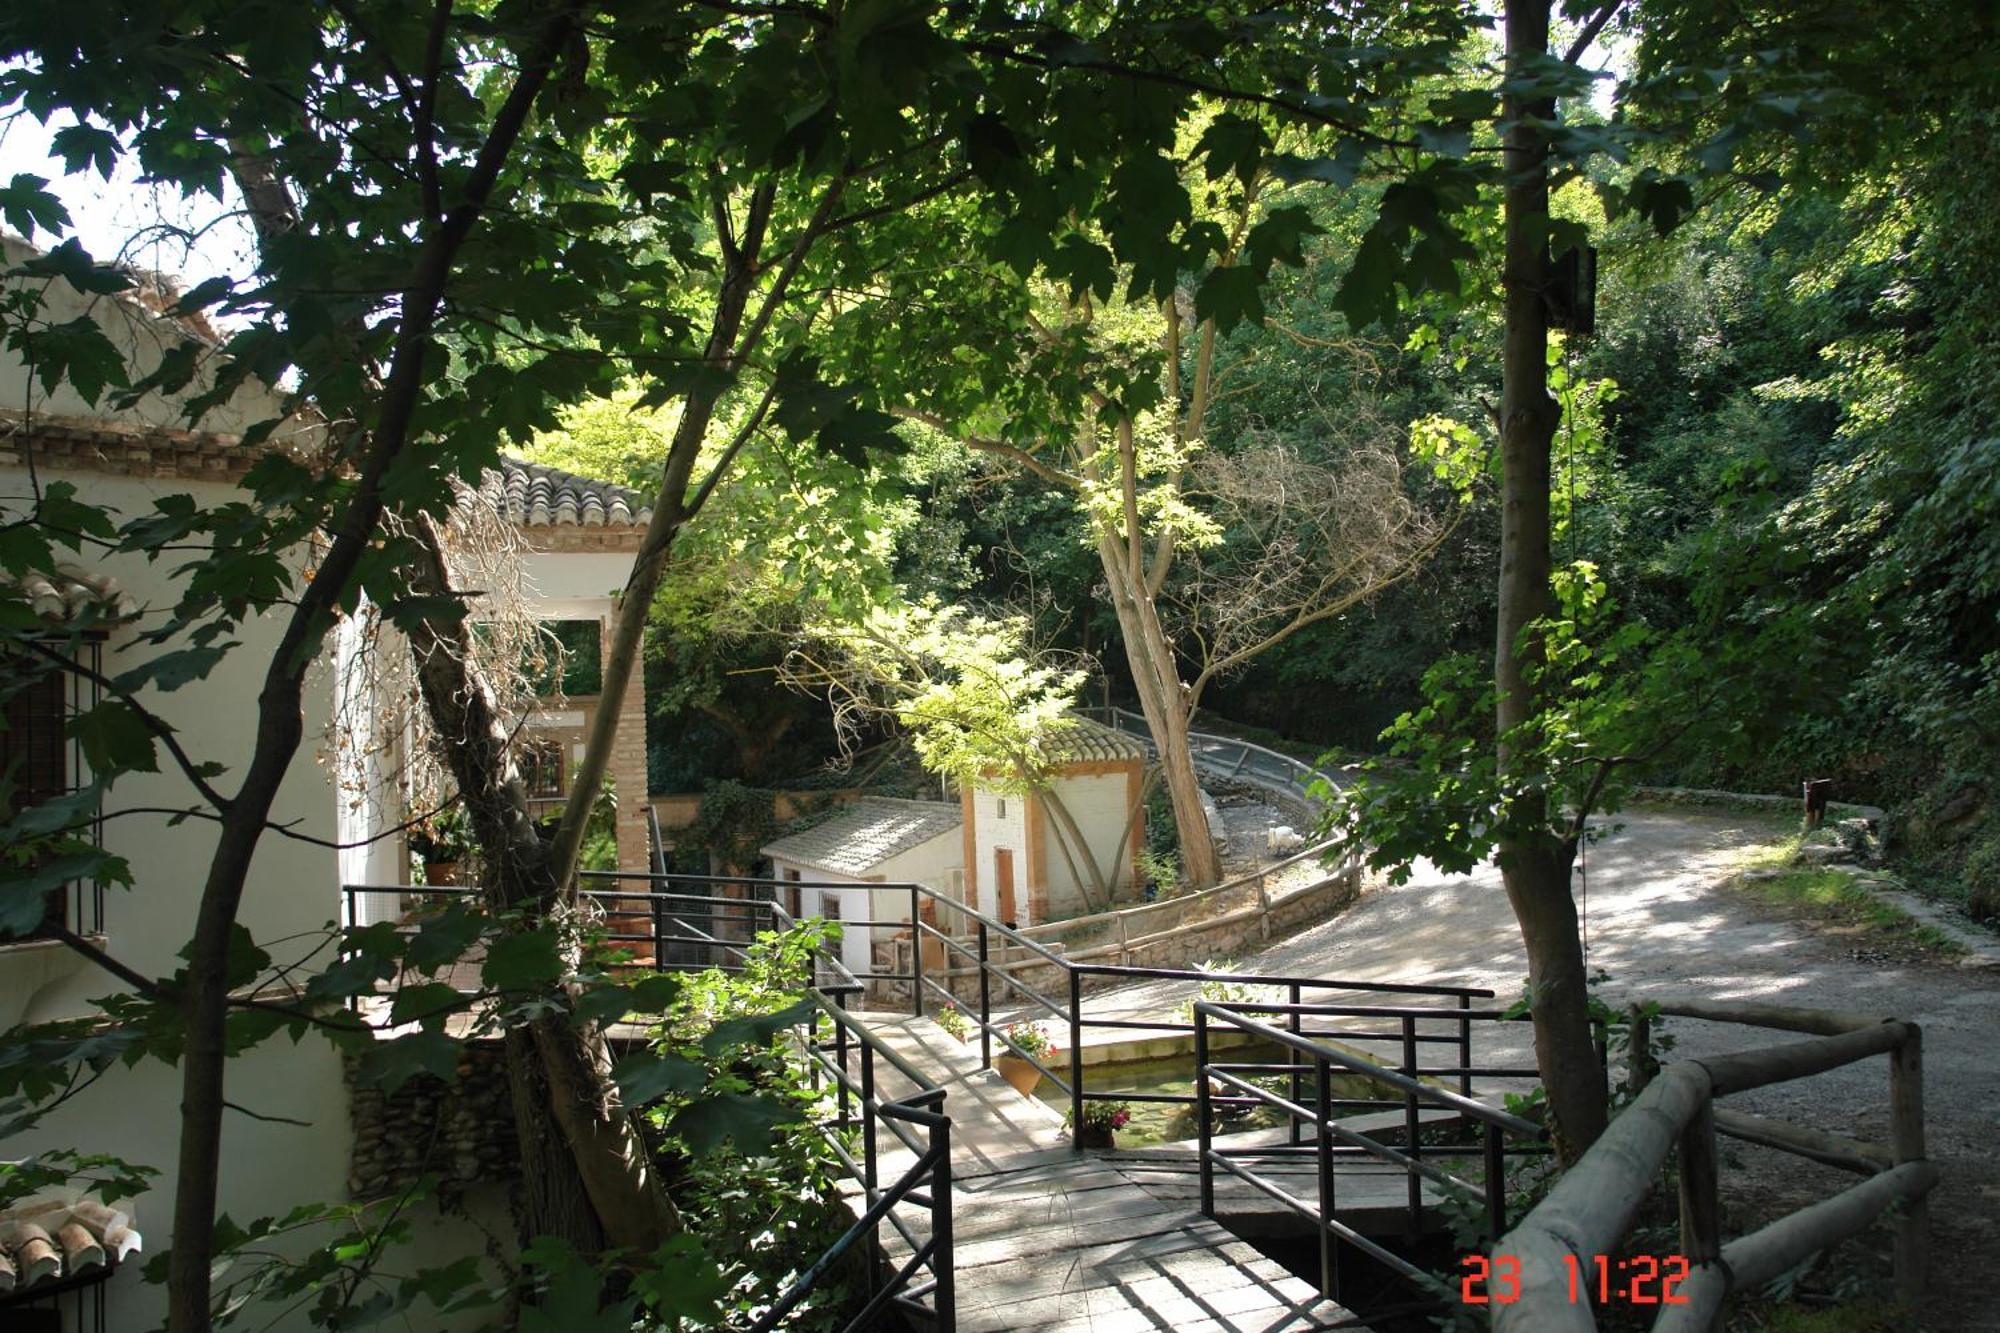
[554,870,1505,1162]
[1193,999,1548,1305]
[757,988,954,1333]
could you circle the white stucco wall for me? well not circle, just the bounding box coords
[0,467,356,1330]
[967,787,1027,924]
[769,827,961,976]
[0,233,320,448]
[1043,770,1139,916]
[766,862,871,975]
[0,245,476,1330]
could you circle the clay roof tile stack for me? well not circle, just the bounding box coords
[0,1197,140,1296]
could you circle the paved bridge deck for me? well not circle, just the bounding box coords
[853,1012,1443,1331]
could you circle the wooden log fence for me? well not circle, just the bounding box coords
[1493,998,1933,1332]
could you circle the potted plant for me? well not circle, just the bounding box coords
[409,806,476,887]
[1065,1100,1132,1150]
[993,1021,1052,1096]
[935,1002,972,1043]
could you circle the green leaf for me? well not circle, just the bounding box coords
[19,239,133,295]
[1245,205,1320,273]
[381,595,471,633]
[1268,142,1367,189]
[668,1091,799,1155]
[50,124,121,179]
[0,174,70,239]
[404,903,486,972]
[0,783,106,842]
[1195,112,1265,185]
[168,276,234,316]
[23,316,130,405]
[0,854,101,936]
[480,929,564,991]
[611,1050,706,1104]
[68,700,161,776]
[359,1031,463,1095]
[389,982,466,1029]
[699,996,815,1057]
[112,645,233,694]
[519,1242,638,1333]
[1192,265,1263,332]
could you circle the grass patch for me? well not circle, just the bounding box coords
[1729,839,1964,960]
[1727,1300,1909,1333]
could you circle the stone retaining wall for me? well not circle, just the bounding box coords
[346,1045,516,1201]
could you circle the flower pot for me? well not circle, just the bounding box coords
[422,859,460,887]
[993,1054,1043,1097]
[1074,1122,1115,1150]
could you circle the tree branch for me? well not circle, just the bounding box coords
[1563,1,1623,65]
[889,407,1081,487]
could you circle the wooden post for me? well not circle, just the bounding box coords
[1679,1098,1722,1268]
[1629,1003,1655,1095]
[1803,778,1833,830]
[1890,1025,1928,1311]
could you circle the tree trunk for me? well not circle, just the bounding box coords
[405,519,682,1251]
[1497,0,1606,1162]
[502,1026,607,1250]
[1098,533,1221,888]
[165,19,587,1326]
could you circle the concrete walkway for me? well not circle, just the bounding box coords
[856,1014,1355,1331]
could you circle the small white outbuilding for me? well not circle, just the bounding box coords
[761,797,965,976]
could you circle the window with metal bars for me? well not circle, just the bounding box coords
[1,640,105,939]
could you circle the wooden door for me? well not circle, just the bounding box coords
[994,848,1016,926]
[918,897,943,974]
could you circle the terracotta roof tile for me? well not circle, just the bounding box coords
[2,564,137,625]
[0,1196,140,1296]
[488,459,652,530]
[1038,715,1149,766]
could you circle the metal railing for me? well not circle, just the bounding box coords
[759,987,953,1333]
[337,878,955,1332]
[517,872,1513,1167]
[1193,999,1547,1305]
[1081,704,1342,810]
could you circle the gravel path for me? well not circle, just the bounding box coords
[1080,804,2000,1329]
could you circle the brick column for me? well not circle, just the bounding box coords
[604,611,651,874]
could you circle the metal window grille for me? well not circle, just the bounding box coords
[0,638,105,938]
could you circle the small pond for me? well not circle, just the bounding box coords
[1034,1041,1402,1147]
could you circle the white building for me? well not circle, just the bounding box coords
[962,716,1149,927]
[762,797,965,977]
[759,718,1150,973]
[0,233,655,1328]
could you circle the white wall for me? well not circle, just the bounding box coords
[967,787,1026,924]
[1043,770,1139,915]
[767,861,871,975]
[0,246,475,1330]
[0,470,356,1331]
[770,828,962,977]
[0,233,319,448]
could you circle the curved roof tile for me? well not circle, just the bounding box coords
[489,458,652,530]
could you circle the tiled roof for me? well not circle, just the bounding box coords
[489,459,652,529]
[762,797,963,876]
[0,1196,141,1295]
[1037,715,1149,766]
[2,565,137,625]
